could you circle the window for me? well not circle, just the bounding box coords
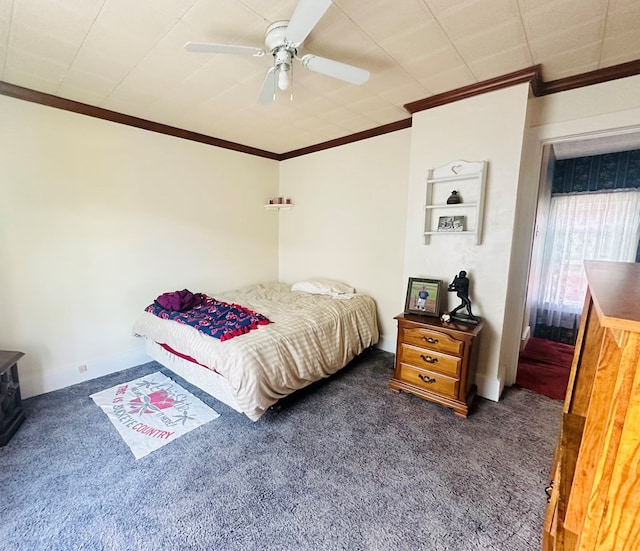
[534,190,640,343]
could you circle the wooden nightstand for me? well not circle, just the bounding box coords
[0,350,26,446]
[389,314,483,417]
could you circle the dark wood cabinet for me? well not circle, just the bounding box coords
[1,350,26,446]
[390,314,483,417]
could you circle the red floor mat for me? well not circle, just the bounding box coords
[516,337,574,400]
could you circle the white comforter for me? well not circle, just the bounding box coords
[132,282,379,420]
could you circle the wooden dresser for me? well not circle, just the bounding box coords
[0,350,26,446]
[390,313,483,417]
[543,260,640,551]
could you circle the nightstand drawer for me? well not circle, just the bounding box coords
[402,327,464,356]
[399,343,461,378]
[397,363,459,398]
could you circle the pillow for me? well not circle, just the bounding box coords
[291,278,355,296]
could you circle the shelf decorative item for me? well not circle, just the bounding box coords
[403,277,442,317]
[446,270,480,324]
[265,197,294,209]
[446,190,461,204]
[437,215,465,232]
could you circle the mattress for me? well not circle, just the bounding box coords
[132,282,379,420]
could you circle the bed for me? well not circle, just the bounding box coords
[132,281,379,420]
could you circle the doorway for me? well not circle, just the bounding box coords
[516,135,640,400]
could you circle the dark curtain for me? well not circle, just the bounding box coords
[533,312,579,345]
[552,149,640,194]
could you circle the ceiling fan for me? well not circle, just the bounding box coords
[184,0,370,104]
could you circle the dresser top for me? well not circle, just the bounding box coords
[395,313,484,337]
[0,350,25,372]
[585,260,640,332]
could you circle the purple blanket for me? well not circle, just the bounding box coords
[146,292,270,341]
[155,289,205,312]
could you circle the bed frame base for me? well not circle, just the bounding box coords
[144,340,243,414]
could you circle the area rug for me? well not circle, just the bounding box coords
[90,371,219,459]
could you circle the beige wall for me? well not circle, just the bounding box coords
[4,72,640,402]
[278,130,411,351]
[529,74,640,130]
[404,84,531,401]
[499,90,540,388]
[0,95,279,397]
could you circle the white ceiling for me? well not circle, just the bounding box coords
[553,131,640,159]
[1,0,640,155]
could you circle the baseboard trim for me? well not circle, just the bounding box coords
[21,345,150,399]
[22,336,393,399]
[475,373,502,402]
[520,325,531,352]
[375,334,396,354]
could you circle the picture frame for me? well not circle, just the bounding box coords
[404,277,442,317]
[437,215,465,232]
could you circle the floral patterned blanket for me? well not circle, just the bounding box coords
[145,295,271,341]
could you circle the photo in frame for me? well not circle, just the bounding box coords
[437,215,465,232]
[404,277,442,317]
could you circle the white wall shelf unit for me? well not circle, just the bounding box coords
[424,160,487,245]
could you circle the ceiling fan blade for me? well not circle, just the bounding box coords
[184,42,265,57]
[300,54,370,85]
[257,68,277,105]
[285,0,332,46]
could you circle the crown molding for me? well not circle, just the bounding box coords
[539,59,640,96]
[404,65,542,114]
[2,59,640,160]
[0,81,279,160]
[279,119,412,160]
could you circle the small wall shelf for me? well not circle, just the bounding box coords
[264,197,293,210]
[264,203,293,210]
[424,160,487,245]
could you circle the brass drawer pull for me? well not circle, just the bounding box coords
[418,374,436,384]
[420,354,438,364]
[545,482,554,503]
[423,336,438,344]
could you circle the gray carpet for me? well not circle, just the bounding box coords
[0,349,561,551]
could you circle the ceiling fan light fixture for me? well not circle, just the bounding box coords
[277,67,290,91]
[274,47,292,91]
